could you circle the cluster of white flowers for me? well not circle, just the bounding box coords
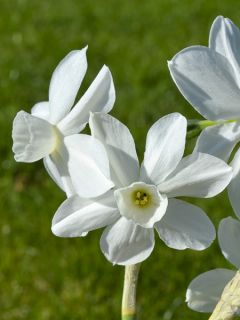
[12,15,240,316]
[169,15,240,314]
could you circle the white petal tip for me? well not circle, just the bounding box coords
[102,64,109,71]
[215,15,224,21]
[51,225,87,238]
[51,226,58,236]
[185,289,190,303]
[51,223,63,237]
[83,45,88,52]
[72,46,88,56]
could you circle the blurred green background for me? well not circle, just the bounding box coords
[1,0,239,319]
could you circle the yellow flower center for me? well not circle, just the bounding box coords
[133,190,150,207]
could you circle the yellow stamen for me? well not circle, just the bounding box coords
[133,190,150,207]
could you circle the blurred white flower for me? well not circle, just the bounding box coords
[52,112,232,265]
[12,47,115,196]
[168,16,240,219]
[186,216,240,313]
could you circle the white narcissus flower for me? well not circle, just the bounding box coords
[168,16,240,219]
[186,216,240,313]
[12,47,115,196]
[52,112,232,266]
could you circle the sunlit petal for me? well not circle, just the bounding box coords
[140,113,186,184]
[52,191,118,237]
[169,46,240,120]
[64,134,114,198]
[194,122,240,162]
[210,16,240,85]
[49,48,88,124]
[155,199,215,250]
[58,65,115,135]
[159,152,232,198]
[90,113,139,187]
[218,217,240,269]
[100,217,155,265]
[187,269,236,313]
[228,148,240,219]
[31,101,50,121]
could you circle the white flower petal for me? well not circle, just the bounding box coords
[114,182,168,228]
[49,48,88,124]
[218,217,240,268]
[100,217,155,265]
[140,113,187,185]
[228,148,240,219]
[194,122,240,162]
[31,102,50,121]
[89,113,139,187]
[58,65,115,135]
[64,134,114,198]
[210,16,240,85]
[155,199,215,250]
[12,111,56,162]
[187,269,236,313]
[52,191,118,237]
[43,152,76,197]
[44,154,64,191]
[159,152,232,198]
[169,46,240,120]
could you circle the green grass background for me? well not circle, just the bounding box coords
[1,0,239,319]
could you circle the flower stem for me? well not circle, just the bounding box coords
[122,264,141,320]
[209,270,240,320]
[187,119,216,139]
[187,119,237,139]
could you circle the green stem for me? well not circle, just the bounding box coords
[122,316,137,320]
[187,119,237,139]
[121,264,141,320]
[187,119,216,139]
[186,127,202,139]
